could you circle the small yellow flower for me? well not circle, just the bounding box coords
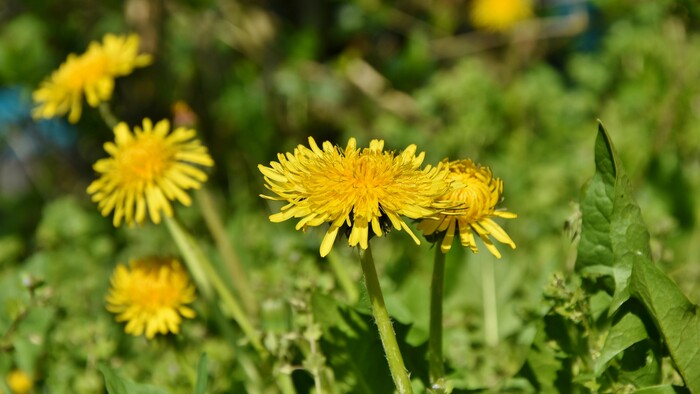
[418,159,516,258]
[259,137,451,257]
[106,257,196,339]
[470,0,533,31]
[87,118,214,227]
[33,33,152,123]
[6,369,33,394]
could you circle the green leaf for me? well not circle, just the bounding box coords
[634,385,690,394]
[575,130,615,270]
[99,364,171,394]
[595,308,648,375]
[614,339,662,387]
[575,122,651,312]
[99,364,128,394]
[195,353,208,394]
[630,255,700,392]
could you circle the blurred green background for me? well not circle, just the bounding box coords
[1,0,700,392]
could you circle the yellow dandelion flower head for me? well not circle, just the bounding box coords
[259,137,451,257]
[106,257,196,339]
[470,0,533,31]
[32,33,152,123]
[6,369,33,394]
[417,159,517,258]
[87,118,214,227]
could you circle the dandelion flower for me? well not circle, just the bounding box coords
[470,0,533,31]
[33,33,152,123]
[87,118,214,227]
[106,257,196,339]
[259,137,450,257]
[418,159,516,258]
[6,369,33,394]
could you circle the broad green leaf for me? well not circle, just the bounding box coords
[594,308,648,375]
[634,385,690,394]
[195,353,208,394]
[99,364,171,394]
[311,291,428,393]
[630,255,700,392]
[575,127,615,271]
[614,339,661,387]
[593,299,662,388]
[575,122,651,313]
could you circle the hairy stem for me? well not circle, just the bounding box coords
[359,246,413,394]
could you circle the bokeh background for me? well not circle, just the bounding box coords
[1,0,700,392]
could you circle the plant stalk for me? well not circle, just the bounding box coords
[196,188,258,318]
[428,246,447,392]
[359,245,413,394]
[482,258,499,347]
[98,103,119,129]
[165,216,267,356]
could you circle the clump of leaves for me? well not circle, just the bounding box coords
[517,123,698,393]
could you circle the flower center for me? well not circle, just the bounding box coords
[344,155,393,218]
[134,277,181,310]
[117,136,174,184]
[350,156,384,190]
[125,262,185,311]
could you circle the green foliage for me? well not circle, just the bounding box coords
[100,364,171,394]
[518,124,698,392]
[3,0,700,392]
[194,353,208,394]
[630,256,700,391]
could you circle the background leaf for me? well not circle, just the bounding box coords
[99,364,171,394]
[99,364,128,394]
[311,291,428,393]
[194,353,208,394]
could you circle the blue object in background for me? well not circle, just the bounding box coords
[0,86,77,196]
[0,86,77,149]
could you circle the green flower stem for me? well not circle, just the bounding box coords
[482,258,499,347]
[359,245,414,394]
[327,251,359,304]
[196,188,258,319]
[165,216,267,357]
[428,246,447,393]
[164,216,213,299]
[98,102,119,129]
